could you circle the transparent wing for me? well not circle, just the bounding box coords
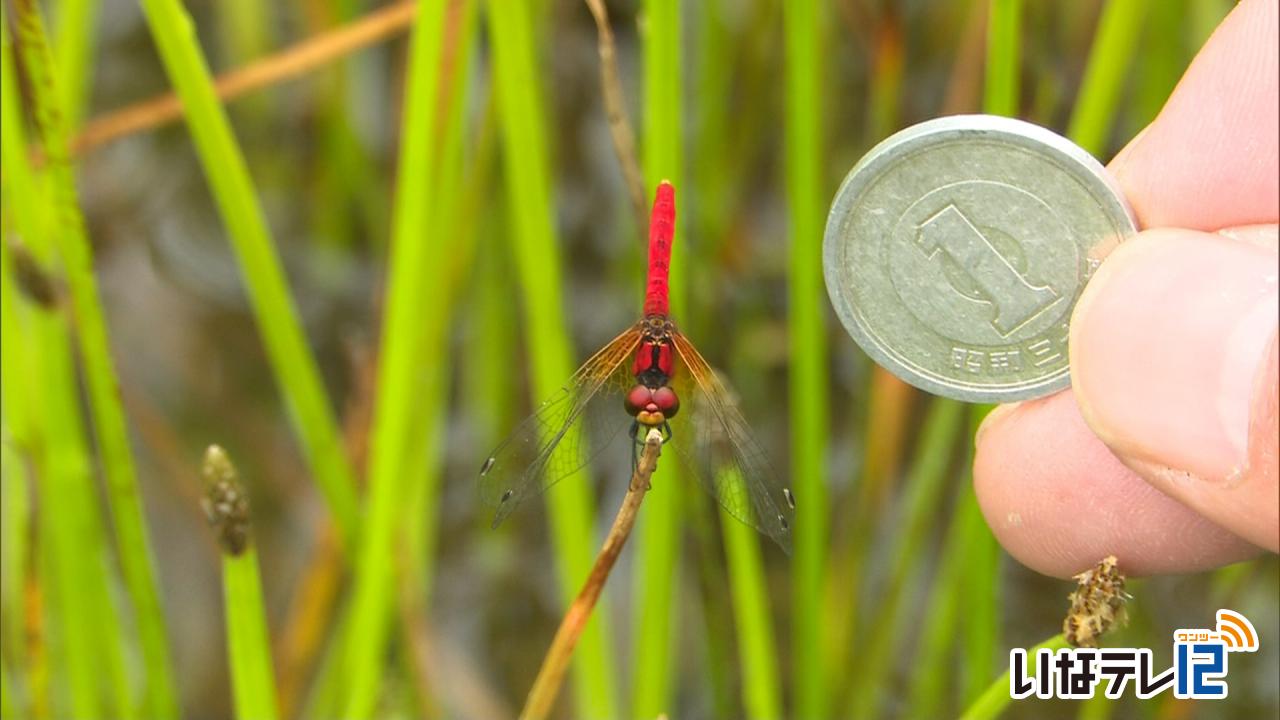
[479,323,642,528]
[669,332,795,554]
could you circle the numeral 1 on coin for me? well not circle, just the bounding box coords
[916,204,1060,336]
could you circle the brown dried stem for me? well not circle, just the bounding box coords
[583,0,648,236]
[518,428,664,720]
[71,0,417,156]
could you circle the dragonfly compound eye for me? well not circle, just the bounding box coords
[652,386,679,417]
[624,385,653,416]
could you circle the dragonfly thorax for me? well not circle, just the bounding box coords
[631,338,674,384]
[628,337,678,426]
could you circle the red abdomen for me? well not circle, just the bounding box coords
[644,181,675,317]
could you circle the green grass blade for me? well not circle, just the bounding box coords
[783,0,830,716]
[0,90,34,694]
[51,0,97,127]
[1130,0,1188,136]
[215,0,271,68]
[341,0,454,714]
[1188,0,1231,47]
[1067,0,1151,155]
[846,398,964,716]
[904,479,989,718]
[984,0,1023,117]
[690,2,782,715]
[224,547,279,720]
[960,405,1001,704]
[960,634,1069,720]
[214,0,273,125]
[203,447,279,720]
[0,37,39,715]
[0,433,29,718]
[720,471,781,720]
[136,0,360,550]
[632,0,684,716]
[1078,691,1115,720]
[1,655,17,719]
[5,8,135,718]
[487,0,617,715]
[866,11,905,142]
[0,212,33,717]
[11,4,179,715]
[401,0,482,619]
[31,271,132,720]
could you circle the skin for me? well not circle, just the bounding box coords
[973,0,1279,578]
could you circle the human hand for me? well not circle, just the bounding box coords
[973,0,1279,578]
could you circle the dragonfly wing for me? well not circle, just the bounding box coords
[670,332,795,554]
[480,323,642,527]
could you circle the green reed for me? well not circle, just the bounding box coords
[631,0,685,716]
[488,0,618,716]
[137,0,360,550]
[1068,0,1151,155]
[783,0,831,716]
[5,5,166,716]
[50,0,97,127]
[340,0,456,714]
[203,446,279,720]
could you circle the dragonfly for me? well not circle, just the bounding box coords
[479,181,795,553]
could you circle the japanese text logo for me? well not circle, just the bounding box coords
[1010,609,1259,700]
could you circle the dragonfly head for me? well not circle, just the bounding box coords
[624,384,679,427]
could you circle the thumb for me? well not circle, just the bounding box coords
[1070,226,1279,551]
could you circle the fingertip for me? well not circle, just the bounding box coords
[973,392,1259,578]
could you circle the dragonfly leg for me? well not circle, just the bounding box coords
[661,421,673,444]
[629,420,641,471]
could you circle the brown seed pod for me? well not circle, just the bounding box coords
[1063,555,1129,648]
[201,445,252,556]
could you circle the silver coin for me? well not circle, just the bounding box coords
[824,115,1137,403]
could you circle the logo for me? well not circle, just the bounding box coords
[1010,609,1259,700]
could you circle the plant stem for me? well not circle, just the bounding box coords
[136,0,360,550]
[11,2,179,714]
[984,0,1023,117]
[51,0,97,127]
[75,1,416,156]
[583,0,646,235]
[846,398,964,715]
[202,446,279,720]
[1067,0,1150,155]
[784,0,830,716]
[633,1,684,716]
[340,0,453,714]
[520,429,663,720]
[721,469,782,720]
[960,634,1069,720]
[487,0,618,714]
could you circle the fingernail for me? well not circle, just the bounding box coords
[1071,229,1279,483]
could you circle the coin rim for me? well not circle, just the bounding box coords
[823,114,1138,403]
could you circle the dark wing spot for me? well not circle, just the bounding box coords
[500,489,513,503]
[778,515,789,531]
[480,457,496,475]
[783,488,796,509]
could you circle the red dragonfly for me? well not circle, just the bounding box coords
[479,181,795,553]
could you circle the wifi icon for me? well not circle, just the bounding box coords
[1216,609,1259,652]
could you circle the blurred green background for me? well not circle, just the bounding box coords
[1,0,1276,718]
